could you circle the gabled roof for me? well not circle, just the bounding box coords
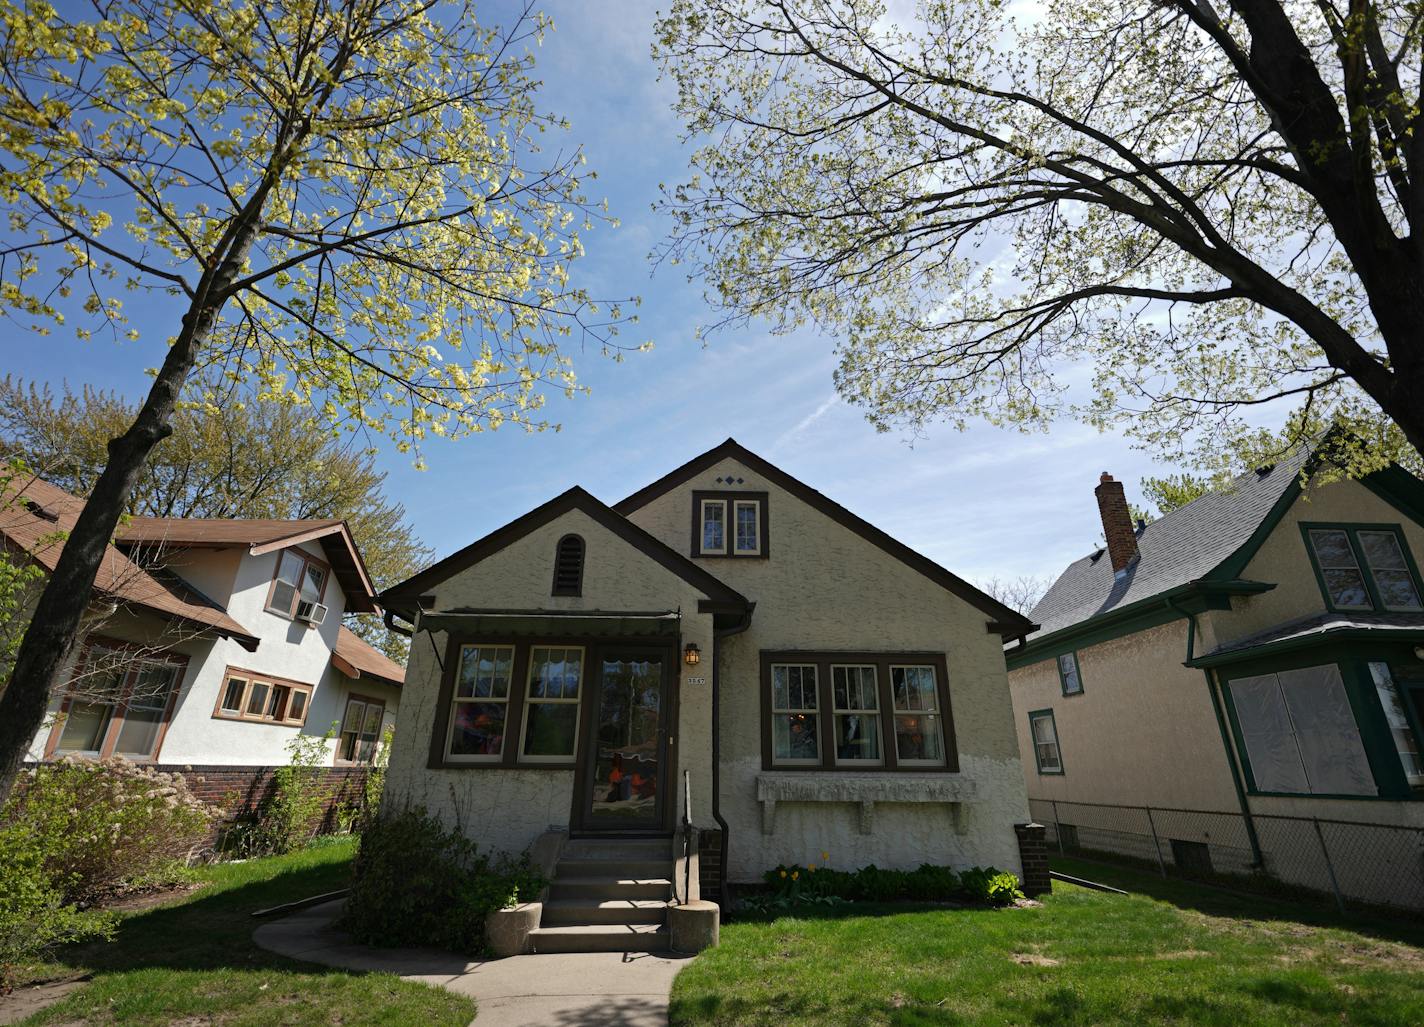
[116,516,377,613]
[1,477,260,650]
[614,438,1035,636]
[380,486,750,616]
[1026,450,1313,641]
[332,625,405,687]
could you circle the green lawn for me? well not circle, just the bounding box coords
[670,856,1424,1026]
[16,836,475,1026]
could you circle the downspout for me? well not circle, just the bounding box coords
[711,605,754,903]
[383,609,414,638]
[1164,597,1264,868]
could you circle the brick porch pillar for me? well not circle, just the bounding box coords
[1014,822,1051,897]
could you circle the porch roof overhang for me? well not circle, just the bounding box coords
[1186,611,1424,669]
[417,607,684,639]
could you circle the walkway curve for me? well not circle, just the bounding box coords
[253,899,694,1026]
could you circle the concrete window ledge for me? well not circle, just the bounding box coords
[754,774,979,835]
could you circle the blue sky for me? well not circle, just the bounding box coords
[2,0,1178,591]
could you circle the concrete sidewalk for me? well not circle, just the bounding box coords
[253,899,694,1026]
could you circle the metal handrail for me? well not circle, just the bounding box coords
[681,769,692,904]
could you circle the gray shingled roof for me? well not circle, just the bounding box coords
[1026,449,1312,640]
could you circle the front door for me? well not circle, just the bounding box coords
[577,646,671,832]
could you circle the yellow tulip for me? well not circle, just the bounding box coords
[779,869,787,878]
[792,871,799,881]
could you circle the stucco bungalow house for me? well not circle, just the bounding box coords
[1006,453,1424,912]
[378,439,1043,953]
[6,474,404,823]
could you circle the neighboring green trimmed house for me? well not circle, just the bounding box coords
[1006,453,1424,911]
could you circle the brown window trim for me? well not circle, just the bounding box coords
[264,546,332,621]
[336,693,387,765]
[212,666,314,727]
[691,490,769,559]
[43,635,189,763]
[427,634,673,771]
[759,650,958,773]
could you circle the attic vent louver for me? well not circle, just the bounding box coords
[551,534,585,597]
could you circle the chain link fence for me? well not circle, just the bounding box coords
[1028,797,1424,915]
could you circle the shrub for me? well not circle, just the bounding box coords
[1,757,215,906]
[342,807,545,955]
[960,867,1025,907]
[223,728,335,858]
[757,857,1022,910]
[0,828,115,993]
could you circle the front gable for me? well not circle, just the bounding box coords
[615,439,1033,637]
[381,487,749,620]
[1211,474,1424,645]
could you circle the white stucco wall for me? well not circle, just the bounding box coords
[382,506,716,857]
[29,540,401,767]
[625,456,1032,882]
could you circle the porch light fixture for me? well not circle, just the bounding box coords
[684,642,701,666]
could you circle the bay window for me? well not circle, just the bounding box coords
[1226,663,1376,796]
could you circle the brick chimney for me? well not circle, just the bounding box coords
[1095,472,1139,574]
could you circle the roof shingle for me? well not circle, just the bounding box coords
[1027,450,1311,640]
[0,477,259,648]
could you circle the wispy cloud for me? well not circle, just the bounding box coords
[773,392,842,452]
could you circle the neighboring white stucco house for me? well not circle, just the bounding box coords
[6,476,403,774]
[379,439,1042,951]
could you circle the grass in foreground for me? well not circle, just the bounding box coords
[17,836,475,1026]
[670,856,1424,1026]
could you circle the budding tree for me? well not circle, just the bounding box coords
[654,0,1424,479]
[0,0,634,801]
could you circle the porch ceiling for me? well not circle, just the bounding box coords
[418,607,683,639]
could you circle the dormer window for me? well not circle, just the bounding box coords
[551,534,585,596]
[267,548,329,622]
[1303,523,1423,613]
[692,491,768,558]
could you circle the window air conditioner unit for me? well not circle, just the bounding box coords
[295,600,328,625]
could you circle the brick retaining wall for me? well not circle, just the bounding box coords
[168,764,372,842]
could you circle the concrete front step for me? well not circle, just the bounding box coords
[555,858,672,879]
[561,837,670,860]
[549,876,675,901]
[530,923,671,954]
[542,898,670,925]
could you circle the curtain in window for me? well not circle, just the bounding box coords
[1231,673,1311,793]
[1231,665,1374,796]
[1278,665,1375,795]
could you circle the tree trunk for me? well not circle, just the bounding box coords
[0,294,228,804]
